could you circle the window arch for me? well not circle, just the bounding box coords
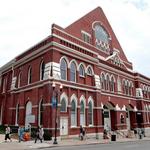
[60,58,67,80]
[106,74,110,91]
[87,65,93,76]
[95,25,109,43]
[60,98,67,112]
[40,61,45,81]
[101,73,105,90]
[2,78,6,93]
[18,72,21,88]
[71,99,77,126]
[110,75,115,92]
[94,24,110,52]
[79,64,85,77]
[88,97,93,125]
[28,66,32,84]
[80,98,85,126]
[70,62,76,82]
[38,99,43,126]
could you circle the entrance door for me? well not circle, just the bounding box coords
[60,117,68,136]
[126,111,130,130]
[104,109,111,131]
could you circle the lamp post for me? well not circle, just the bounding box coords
[52,83,62,144]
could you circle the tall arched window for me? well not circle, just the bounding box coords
[70,62,76,82]
[79,64,85,77]
[80,100,85,126]
[71,99,77,126]
[88,101,93,125]
[101,73,105,90]
[28,67,32,84]
[60,98,67,112]
[60,59,67,80]
[2,78,6,93]
[18,72,21,88]
[38,100,43,126]
[106,75,110,91]
[40,61,45,81]
[110,76,115,92]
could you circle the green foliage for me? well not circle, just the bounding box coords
[43,131,52,141]
[0,125,5,134]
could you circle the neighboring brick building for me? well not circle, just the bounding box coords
[0,7,150,139]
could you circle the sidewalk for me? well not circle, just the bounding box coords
[0,134,150,149]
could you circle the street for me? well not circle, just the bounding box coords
[42,140,150,150]
[0,138,150,150]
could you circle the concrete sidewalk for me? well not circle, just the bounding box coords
[0,134,150,149]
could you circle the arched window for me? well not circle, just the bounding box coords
[94,25,110,52]
[40,61,45,81]
[28,67,32,84]
[87,66,93,76]
[123,80,126,94]
[71,99,77,126]
[60,59,67,80]
[101,73,105,90]
[70,62,76,82]
[18,72,21,88]
[110,76,115,92]
[126,81,129,95]
[60,98,67,112]
[88,101,93,125]
[79,64,85,77]
[38,100,43,126]
[2,78,6,93]
[80,100,85,126]
[106,75,110,91]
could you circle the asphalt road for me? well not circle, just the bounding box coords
[42,140,150,150]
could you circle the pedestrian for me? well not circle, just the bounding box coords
[39,126,44,143]
[35,126,43,143]
[82,127,86,140]
[18,126,24,142]
[79,125,84,140]
[5,125,12,142]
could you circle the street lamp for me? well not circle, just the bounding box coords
[52,83,62,144]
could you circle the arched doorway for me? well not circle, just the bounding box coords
[126,105,134,130]
[25,101,32,128]
[103,105,111,131]
[103,102,115,131]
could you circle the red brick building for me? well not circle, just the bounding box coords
[0,7,150,139]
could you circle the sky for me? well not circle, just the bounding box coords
[0,0,150,77]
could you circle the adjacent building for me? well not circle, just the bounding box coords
[0,7,150,139]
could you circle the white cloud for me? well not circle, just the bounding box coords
[0,0,150,77]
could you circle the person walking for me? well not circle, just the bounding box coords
[18,126,24,142]
[39,126,44,143]
[35,126,44,143]
[5,125,12,142]
[79,125,84,140]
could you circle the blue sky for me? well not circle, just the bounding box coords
[0,0,150,77]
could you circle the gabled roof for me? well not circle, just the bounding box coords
[65,7,131,67]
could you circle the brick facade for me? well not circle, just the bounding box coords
[0,7,150,138]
